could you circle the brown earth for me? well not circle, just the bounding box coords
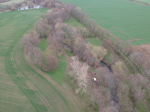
[132,44,150,58]
[129,39,141,41]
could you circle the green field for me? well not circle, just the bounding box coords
[60,0,150,45]
[39,38,47,51]
[86,38,101,46]
[0,9,82,112]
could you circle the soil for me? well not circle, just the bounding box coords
[129,39,141,41]
[61,48,100,89]
[87,70,100,89]
[132,44,150,58]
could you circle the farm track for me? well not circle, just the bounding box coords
[0,9,81,112]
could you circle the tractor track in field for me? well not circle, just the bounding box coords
[5,43,45,112]
[5,38,82,112]
[1,9,82,112]
[24,46,82,112]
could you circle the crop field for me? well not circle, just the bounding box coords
[0,0,24,5]
[0,9,82,112]
[60,0,150,45]
[137,0,150,3]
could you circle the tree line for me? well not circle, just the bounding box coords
[17,0,150,111]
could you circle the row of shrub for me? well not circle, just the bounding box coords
[19,0,150,111]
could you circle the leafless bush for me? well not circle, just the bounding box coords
[67,56,89,94]
[20,30,40,47]
[35,18,51,38]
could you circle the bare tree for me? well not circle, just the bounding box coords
[67,56,89,94]
[91,45,107,61]
[109,54,118,65]
[74,38,87,59]
[36,18,51,38]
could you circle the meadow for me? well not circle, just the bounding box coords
[0,9,82,112]
[60,0,150,45]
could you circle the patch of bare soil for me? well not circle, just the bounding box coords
[87,70,100,89]
[129,39,141,41]
[132,44,150,58]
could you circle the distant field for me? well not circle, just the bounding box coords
[60,0,150,45]
[0,9,81,112]
[0,0,24,5]
[137,0,150,3]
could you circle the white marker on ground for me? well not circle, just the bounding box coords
[93,77,96,82]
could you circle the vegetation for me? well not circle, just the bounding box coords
[60,0,150,45]
[1,0,150,112]
[0,8,84,112]
[64,17,86,29]
[86,38,101,46]
[39,38,47,51]
[0,0,24,5]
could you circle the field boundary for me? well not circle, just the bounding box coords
[127,0,150,6]
[72,15,145,75]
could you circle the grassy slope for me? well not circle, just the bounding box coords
[0,9,82,112]
[38,38,67,85]
[60,0,150,45]
[86,38,101,46]
[64,17,86,28]
[39,38,47,51]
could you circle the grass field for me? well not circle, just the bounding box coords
[64,17,86,29]
[60,0,150,45]
[86,38,101,46]
[38,38,69,85]
[0,9,82,112]
[39,38,47,51]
